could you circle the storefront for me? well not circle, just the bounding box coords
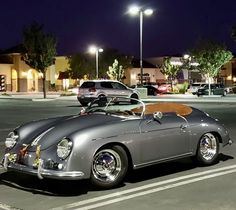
[0,54,70,92]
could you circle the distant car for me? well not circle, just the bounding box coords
[143,85,158,96]
[77,80,139,106]
[157,84,172,94]
[130,84,158,96]
[197,84,227,96]
[189,83,206,95]
[143,82,159,89]
[225,86,236,94]
[2,97,232,189]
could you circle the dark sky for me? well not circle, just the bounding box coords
[1,0,236,57]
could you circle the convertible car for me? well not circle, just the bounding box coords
[1,97,232,189]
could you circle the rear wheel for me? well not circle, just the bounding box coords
[79,101,88,106]
[98,95,107,107]
[194,133,219,166]
[90,145,128,189]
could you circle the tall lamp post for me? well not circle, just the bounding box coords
[128,5,153,86]
[89,46,103,79]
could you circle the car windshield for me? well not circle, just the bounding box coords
[80,81,95,88]
[81,97,145,118]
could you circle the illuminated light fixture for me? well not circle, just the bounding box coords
[128,5,140,15]
[183,54,190,60]
[144,9,153,15]
[227,75,232,80]
[170,61,183,66]
[55,73,59,80]
[191,62,199,66]
[89,46,103,54]
[128,5,154,86]
[183,54,199,66]
[89,45,103,79]
[39,72,44,78]
[22,71,27,77]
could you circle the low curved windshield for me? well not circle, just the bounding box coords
[81,97,145,118]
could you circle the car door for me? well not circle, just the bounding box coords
[99,81,114,96]
[111,82,130,97]
[138,113,190,164]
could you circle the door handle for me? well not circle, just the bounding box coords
[180,124,188,130]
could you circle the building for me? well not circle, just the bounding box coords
[1,49,236,93]
[0,51,167,92]
[123,58,165,86]
[0,51,71,92]
[147,56,236,86]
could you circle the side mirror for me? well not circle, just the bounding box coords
[153,111,163,120]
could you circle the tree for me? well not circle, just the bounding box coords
[107,59,125,81]
[191,40,233,95]
[99,49,132,78]
[22,22,57,98]
[67,53,94,79]
[160,57,181,90]
[232,26,236,42]
[68,48,132,79]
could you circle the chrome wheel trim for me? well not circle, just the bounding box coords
[199,133,217,161]
[92,149,122,183]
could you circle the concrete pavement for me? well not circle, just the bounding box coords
[1,92,236,103]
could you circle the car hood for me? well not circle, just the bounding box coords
[16,114,129,150]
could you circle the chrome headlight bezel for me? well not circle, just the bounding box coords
[5,131,19,149]
[57,138,73,160]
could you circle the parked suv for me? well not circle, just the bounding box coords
[196,83,227,96]
[189,83,206,95]
[77,80,140,106]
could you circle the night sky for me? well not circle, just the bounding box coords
[1,0,236,58]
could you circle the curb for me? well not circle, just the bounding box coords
[1,95,236,103]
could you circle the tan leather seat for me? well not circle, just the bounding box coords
[132,103,192,116]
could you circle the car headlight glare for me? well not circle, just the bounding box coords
[57,138,73,159]
[5,132,19,149]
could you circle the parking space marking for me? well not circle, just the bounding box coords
[0,202,22,210]
[0,128,14,132]
[51,164,236,210]
[73,168,236,210]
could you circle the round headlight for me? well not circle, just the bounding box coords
[5,131,19,149]
[57,138,73,159]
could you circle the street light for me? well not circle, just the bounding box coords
[128,5,153,86]
[89,46,103,79]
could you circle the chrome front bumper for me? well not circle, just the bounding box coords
[2,154,85,180]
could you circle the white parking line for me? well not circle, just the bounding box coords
[0,202,22,210]
[0,128,14,132]
[51,164,236,210]
[74,168,236,210]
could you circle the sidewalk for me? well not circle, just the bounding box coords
[0,92,63,101]
[1,92,236,103]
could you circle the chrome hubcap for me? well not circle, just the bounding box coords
[200,133,217,161]
[92,149,121,182]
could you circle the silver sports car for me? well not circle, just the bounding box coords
[1,97,232,189]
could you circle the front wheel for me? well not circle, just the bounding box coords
[194,133,219,166]
[90,145,128,189]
